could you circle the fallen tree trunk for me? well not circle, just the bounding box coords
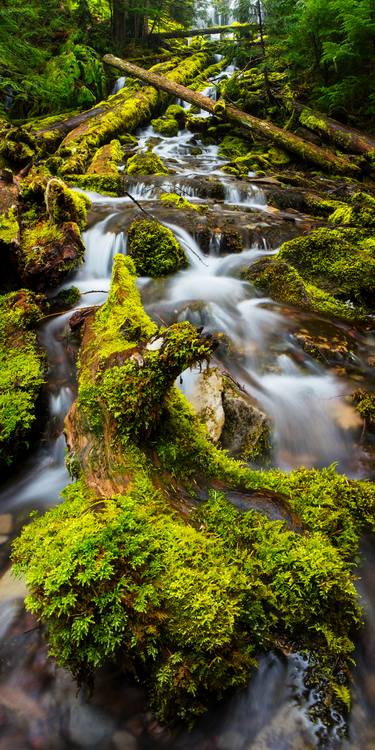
[150,23,257,39]
[296,104,375,158]
[56,52,211,175]
[103,55,361,176]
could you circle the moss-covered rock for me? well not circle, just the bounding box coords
[151,117,179,137]
[244,258,365,323]
[126,150,169,176]
[278,227,375,310]
[45,178,90,229]
[0,207,19,248]
[0,290,45,473]
[160,192,207,213]
[87,139,124,176]
[12,255,375,729]
[165,104,186,127]
[218,135,249,160]
[352,389,375,431]
[65,173,122,196]
[19,219,85,290]
[329,192,375,228]
[127,218,187,276]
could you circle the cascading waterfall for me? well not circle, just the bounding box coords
[0,52,373,750]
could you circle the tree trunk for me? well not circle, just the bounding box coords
[103,55,362,176]
[149,23,257,39]
[296,104,375,157]
[56,53,211,175]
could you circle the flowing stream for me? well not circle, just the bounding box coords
[0,56,374,750]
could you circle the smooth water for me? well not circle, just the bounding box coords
[0,48,374,750]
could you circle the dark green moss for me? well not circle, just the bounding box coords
[127,218,187,277]
[151,118,179,137]
[0,290,45,471]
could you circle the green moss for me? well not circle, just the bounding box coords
[65,173,122,196]
[244,258,364,322]
[127,218,187,276]
[50,286,81,312]
[58,53,210,175]
[218,135,249,160]
[329,192,375,228]
[21,220,65,265]
[0,290,45,470]
[151,118,179,137]
[11,255,375,727]
[165,104,186,126]
[45,178,91,229]
[351,389,375,430]
[0,207,19,246]
[278,227,375,309]
[87,139,124,176]
[126,150,169,176]
[160,192,207,213]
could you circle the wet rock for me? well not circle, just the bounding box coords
[18,220,85,291]
[112,730,138,749]
[188,368,225,442]
[69,701,115,747]
[246,704,315,750]
[0,514,12,535]
[0,567,27,601]
[189,367,271,461]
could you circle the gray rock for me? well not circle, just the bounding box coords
[69,702,114,747]
[112,729,138,750]
[188,367,271,461]
[0,513,12,534]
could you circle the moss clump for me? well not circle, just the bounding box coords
[0,290,45,471]
[126,150,169,176]
[19,219,84,289]
[127,218,187,277]
[278,227,375,310]
[329,192,375,228]
[165,104,186,127]
[45,178,90,229]
[12,257,375,726]
[160,192,207,213]
[87,139,124,176]
[49,286,81,312]
[244,258,364,323]
[218,135,249,160]
[65,173,122,196]
[0,207,19,246]
[352,389,375,430]
[151,118,179,137]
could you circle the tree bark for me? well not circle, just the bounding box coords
[296,104,375,157]
[149,23,257,39]
[103,55,361,176]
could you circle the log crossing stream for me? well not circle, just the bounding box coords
[0,56,374,750]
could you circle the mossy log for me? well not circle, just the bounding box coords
[103,55,361,176]
[57,52,211,176]
[297,104,375,158]
[12,253,375,728]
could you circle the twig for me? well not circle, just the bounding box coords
[124,190,156,218]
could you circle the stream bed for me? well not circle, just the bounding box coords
[0,71,374,750]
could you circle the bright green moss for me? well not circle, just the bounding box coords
[65,173,122,196]
[352,389,375,430]
[11,255,375,726]
[160,192,207,213]
[127,218,187,276]
[243,258,364,322]
[21,220,65,264]
[0,290,45,470]
[0,207,19,245]
[278,227,375,310]
[87,139,124,176]
[329,192,375,228]
[126,150,169,176]
[45,178,91,229]
[151,118,179,137]
[165,104,186,126]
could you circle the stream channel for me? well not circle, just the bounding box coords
[0,57,374,750]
